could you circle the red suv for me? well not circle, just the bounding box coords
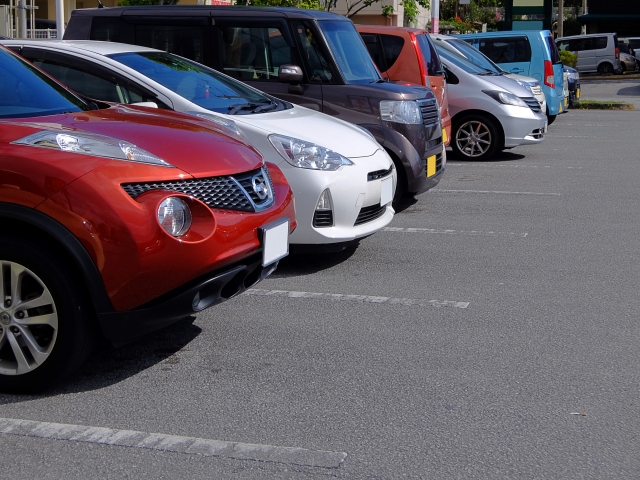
[357,26,452,146]
[0,46,295,392]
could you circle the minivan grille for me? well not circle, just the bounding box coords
[121,167,274,212]
[522,96,542,113]
[354,204,387,226]
[416,98,439,126]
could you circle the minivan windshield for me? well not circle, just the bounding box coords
[317,20,382,84]
[109,51,290,115]
[444,38,505,74]
[0,48,87,119]
[434,45,493,75]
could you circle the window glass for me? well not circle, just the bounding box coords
[594,37,608,49]
[543,34,562,64]
[32,59,144,104]
[478,38,532,63]
[415,34,442,76]
[219,26,293,82]
[360,33,385,72]
[295,22,334,83]
[379,34,404,71]
[445,38,502,73]
[110,51,288,114]
[573,38,594,51]
[317,20,381,84]
[557,40,570,51]
[136,25,204,64]
[0,49,86,119]
[90,17,134,43]
[435,44,492,75]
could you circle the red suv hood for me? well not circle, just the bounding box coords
[1,106,264,178]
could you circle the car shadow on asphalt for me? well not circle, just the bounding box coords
[0,316,202,402]
[448,150,526,163]
[269,247,358,277]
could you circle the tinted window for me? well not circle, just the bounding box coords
[379,34,404,70]
[136,25,205,64]
[443,38,501,73]
[478,37,532,63]
[219,26,295,82]
[361,33,385,72]
[415,34,443,76]
[294,22,334,83]
[317,20,381,84]
[0,49,87,119]
[573,38,594,51]
[629,39,640,50]
[594,36,608,49]
[110,51,287,114]
[543,34,562,64]
[29,57,151,105]
[90,17,134,43]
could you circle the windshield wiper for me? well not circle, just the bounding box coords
[369,79,386,84]
[228,101,278,115]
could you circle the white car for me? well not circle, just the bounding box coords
[430,34,547,114]
[3,40,396,252]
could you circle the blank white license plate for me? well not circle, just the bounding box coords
[261,219,289,266]
[380,177,393,206]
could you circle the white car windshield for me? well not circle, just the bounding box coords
[108,51,290,115]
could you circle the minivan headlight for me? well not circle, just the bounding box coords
[269,134,353,171]
[379,100,422,124]
[12,130,173,166]
[483,90,528,108]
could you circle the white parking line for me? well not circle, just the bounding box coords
[0,417,347,468]
[431,189,561,196]
[247,289,470,309]
[447,162,582,169]
[383,227,528,238]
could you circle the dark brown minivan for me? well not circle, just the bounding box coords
[64,6,445,201]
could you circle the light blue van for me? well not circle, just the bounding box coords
[458,30,564,124]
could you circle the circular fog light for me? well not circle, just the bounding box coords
[158,197,192,237]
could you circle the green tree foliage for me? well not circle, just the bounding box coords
[559,50,577,67]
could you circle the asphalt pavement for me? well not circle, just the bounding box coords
[1,109,639,479]
[579,76,640,108]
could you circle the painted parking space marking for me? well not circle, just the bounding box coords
[0,417,347,469]
[447,162,582,169]
[431,189,561,196]
[247,289,470,309]
[382,227,527,238]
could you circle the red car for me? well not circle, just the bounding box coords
[0,46,295,392]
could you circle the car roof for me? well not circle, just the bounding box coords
[355,25,428,35]
[556,33,616,40]
[69,5,348,21]
[459,30,550,38]
[0,39,157,56]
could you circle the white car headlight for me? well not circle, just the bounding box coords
[185,111,249,143]
[269,134,353,171]
[158,197,191,237]
[483,90,528,108]
[379,100,422,124]
[12,130,172,167]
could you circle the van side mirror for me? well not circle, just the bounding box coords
[278,64,304,84]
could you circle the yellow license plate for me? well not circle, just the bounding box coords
[564,98,568,108]
[442,128,448,144]
[427,154,436,177]
[576,88,580,99]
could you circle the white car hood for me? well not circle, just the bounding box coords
[229,104,380,159]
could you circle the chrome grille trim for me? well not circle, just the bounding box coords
[121,166,274,212]
[522,96,542,113]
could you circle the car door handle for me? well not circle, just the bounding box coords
[511,68,524,73]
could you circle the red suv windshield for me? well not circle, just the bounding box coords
[0,48,88,119]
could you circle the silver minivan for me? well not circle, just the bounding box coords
[556,33,622,75]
